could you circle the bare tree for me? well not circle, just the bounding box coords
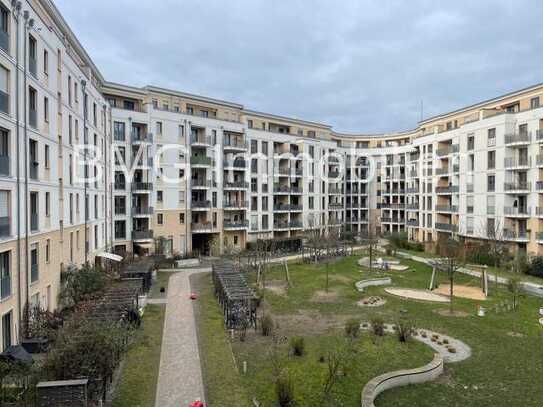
[359,226,379,273]
[432,237,462,314]
[484,218,508,289]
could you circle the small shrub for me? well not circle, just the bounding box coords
[447,347,457,353]
[344,319,361,339]
[290,336,305,356]
[443,339,449,344]
[421,331,427,338]
[260,314,274,337]
[431,337,437,342]
[318,355,325,363]
[437,341,443,346]
[396,320,414,343]
[276,372,295,407]
[371,317,385,337]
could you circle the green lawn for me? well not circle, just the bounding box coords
[148,271,173,299]
[112,304,166,407]
[193,253,543,407]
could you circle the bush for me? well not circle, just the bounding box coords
[276,372,295,407]
[290,336,305,356]
[396,319,414,343]
[526,256,543,278]
[370,317,385,337]
[344,319,361,339]
[260,314,274,336]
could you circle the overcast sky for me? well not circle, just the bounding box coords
[55,0,543,133]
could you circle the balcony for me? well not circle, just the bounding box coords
[114,182,126,191]
[504,157,530,169]
[224,220,249,229]
[273,221,290,230]
[328,170,340,178]
[504,132,530,146]
[131,132,153,144]
[406,187,419,194]
[223,159,246,169]
[223,139,247,151]
[406,203,419,211]
[191,179,214,189]
[329,187,343,194]
[132,206,154,216]
[274,204,303,212]
[0,216,9,237]
[275,167,290,177]
[328,202,343,209]
[504,182,530,193]
[436,145,459,157]
[435,205,458,213]
[504,207,530,217]
[191,155,213,167]
[289,220,303,229]
[380,203,406,209]
[435,222,457,232]
[407,219,419,227]
[131,182,153,192]
[191,135,212,147]
[223,201,248,210]
[224,181,248,190]
[435,185,459,194]
[192,200,211,210]
[132,230,154,240]
[503,229,530,242]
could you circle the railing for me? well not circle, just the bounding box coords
[329,187,343,194]
[131,182,153,191]
[131,132,153,143]
[223,159,246,169]
[224,181,248,189]
[503,229,530,240]
[192,200,211,209]
[505,132,530,145]
[289,220,303,228]
[328,203,343,209]
[132,230,154,240]
[132,206,154,215]
[223,139,247,149]
[273,221,290,229]
[224,220,249,229]
[114,182,126,190]
[0,216,9,237]
[328,171,340,178]
[223,201,248,209]
[504,182,530,191]
[191,156,212,166]
[191,135,213,145]
[380,203,406,209]
[30,213,38,231]
[435,222,457,232]
[504,207,530,216]
[0,90,8,114]
[407,219,419,227]
[191,179,214,188]
[435,205,458,212]
[406,188,419,194]
[504,157,530,168]
[435,186,459,194]
[274,204,303,211]
[406,203,419,210]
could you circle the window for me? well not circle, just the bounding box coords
[2,311,11,350]
[156,121,162,135]
[309,196,314,209]
[0,251,10,299]
[157,213,163,225]
[487,128,496,147]
[467,135,474,150]
[123,100,134,110]
[114,121,125,141]
[179,213,185,224]
[262,214,269,229]
[67,75,72,106]
[262,141,268,155]
[0,65,8,114]
[487,175,495,192]
[0,128,8,176]
[45,239,50,263]
[157,190,163,202]
[467,195,474,214]
[114,196,126,215]
[251,140,257,154]
[43,49,48,75]
[28,35,37,77]
[44,144,50,169]
[261,196,268,211]
[28,86,37,128]
[0,5,9,53]
[0,190,8,236]
[247,119,253,129]
[530,97,540,109]
[45,191,50,216]
[179,125,184,138]
[114,220,126,239]
[30,245,38,283]
[487,150,495,169]
[487,195,495,215]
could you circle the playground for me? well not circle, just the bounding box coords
[192,251,543,407]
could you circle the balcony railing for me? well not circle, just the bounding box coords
[504,157,530,168]
[505,132,530,145]
[504,207,530,216]
[406,187,419,194]
[435,222,457,232]
[223,201,248,209]
[223,159,246,169]
[191,135,213,146]
[192,200,211,209]
[131,132,153,143]
[407,219,419,227]
[435,205,458,213]
[224,220,249,229]
[289,220,303,228]
[132,206,154,215]
[406,203,419,210]
[114,182,126,190]
[224,181,248,189]
[132,230,154,240]
[223,139,247,149]
[273,221,290,230]
[131,182,153,191]
[191,179,214,188]
[435,185,459,194]
[504,182,530,192]
[274,204,303,211]
[190,156,212,166]
[380,203,406,209]
[503,229,530,241]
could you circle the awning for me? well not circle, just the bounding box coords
[96,252,123,262]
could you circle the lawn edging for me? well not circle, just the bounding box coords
[361,353,444,407]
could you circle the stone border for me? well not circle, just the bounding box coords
[355,277,392,292]
[361,354,444,407]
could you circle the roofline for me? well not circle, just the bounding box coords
[144,85,244,109]
[333,129,419,139]
[243,109,332,130]
[39,0,105,84]
[102,81,148,97]
[419,81,543,125]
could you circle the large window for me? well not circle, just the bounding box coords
[2,311,11,351]
[0,128,8,175]
[0,65,8,114]
[28,35,37,77]
[0,190,8,237]
[0,251,10,300]
[0,5,9,53]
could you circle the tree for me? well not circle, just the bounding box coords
[483,218,508,288]
[59,264,110,310]
[432,237,462,314]
[508,276,523,310]
[359,227,379,273]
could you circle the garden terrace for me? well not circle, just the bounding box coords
[212,262,258,329]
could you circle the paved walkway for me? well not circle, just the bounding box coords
[155,268,210,407]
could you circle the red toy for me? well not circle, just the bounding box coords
[190,293,198,300]
[189,400,204,407]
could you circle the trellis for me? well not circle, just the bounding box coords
[212,262,258,329]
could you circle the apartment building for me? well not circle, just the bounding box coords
[0,0,112,352]
[0,0,543,353]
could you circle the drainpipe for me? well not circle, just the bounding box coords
[11,0,22,333]
[81,79,88,264]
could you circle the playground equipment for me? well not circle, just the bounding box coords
[428,260,488,300]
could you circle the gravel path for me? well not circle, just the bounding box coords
[155,268,210,407]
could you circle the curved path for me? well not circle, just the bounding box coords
[155,267,210,407]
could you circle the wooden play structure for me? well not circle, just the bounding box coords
[429,260,489,300]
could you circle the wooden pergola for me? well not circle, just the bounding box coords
[212,262,258,329]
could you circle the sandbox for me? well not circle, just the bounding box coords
[385,288,450,303]
[433,284,487,301]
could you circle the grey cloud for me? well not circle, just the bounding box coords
[55,0,543,133]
